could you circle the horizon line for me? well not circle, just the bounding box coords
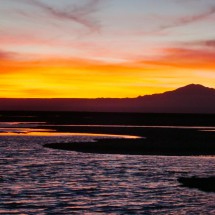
[0,83,213,99]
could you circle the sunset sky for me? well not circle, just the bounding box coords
[0,0,215,98]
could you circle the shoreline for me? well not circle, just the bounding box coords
[1,111,215,156]
[42,123,215,156]
[44,134,215,156]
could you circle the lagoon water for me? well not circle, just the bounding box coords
[0,122,215,214]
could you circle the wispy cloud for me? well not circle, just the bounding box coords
[141,4,215,35]
[194,39,215,48]
[138,42,215,70]
[13,0,102,33]
[159,6,215,31]
[0,50,16,60]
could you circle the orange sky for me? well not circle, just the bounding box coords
[0,0,215,98]
[1,56,214,98]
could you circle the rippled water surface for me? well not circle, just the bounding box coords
[0,134,215,214]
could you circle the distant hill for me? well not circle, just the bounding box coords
[135,84,215,113]
[0,84,215,113]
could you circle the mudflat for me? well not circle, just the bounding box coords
[43,125,215,156]
[1,111,215,155]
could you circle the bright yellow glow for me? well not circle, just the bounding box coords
[0,131,141,138]
[0,56,215,98]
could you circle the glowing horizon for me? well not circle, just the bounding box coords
[0,0,215,98]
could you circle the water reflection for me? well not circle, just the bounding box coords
[0,121,46,127]
[0,122,142,138]
[2,121,215,130]
[0,130,141,139]
[41,124,215,130]
[0,128,54,134]
[0,135,214,214]
[0,121,215,214]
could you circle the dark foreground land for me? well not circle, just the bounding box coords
[1,111,215,126]
[24,112,215,156]
[1,111,215,156]
[44,128,215,156]
[178,177,215,193]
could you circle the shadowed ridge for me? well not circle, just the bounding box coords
[137,84,215,98]
[163,84,215,96]
[135,84,215,113]
[0,84,215,112]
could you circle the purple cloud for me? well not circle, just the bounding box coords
[181,39,215,49]
[199,39,215,48]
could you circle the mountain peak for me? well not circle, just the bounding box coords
[168,84,215,95]
[184,83,204,87]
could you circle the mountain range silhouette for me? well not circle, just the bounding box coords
[0,84,215,113]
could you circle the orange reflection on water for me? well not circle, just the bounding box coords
[0,131,141,139]
[0,128,54,134]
